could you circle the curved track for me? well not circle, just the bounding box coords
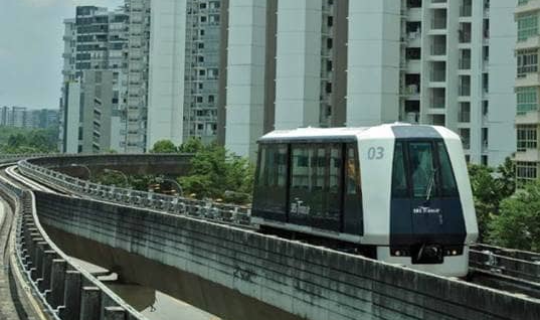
[0,164,49,320]
[12,156,540,305]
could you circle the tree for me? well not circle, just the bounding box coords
[0,128,59,154]
[495,157,516,199]
[487,181,540,251]
[150,140,177,153]
[94,171,130,188]
[468,159,516,242]
[179,144,254,204]
[178,137,204,153]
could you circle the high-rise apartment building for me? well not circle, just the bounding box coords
[515,0,540,186]
[58,0,517,162]
[59,6,130,153]
[218,0,517,164]
[183,0,222,144]
[124,0,151,153]
[0,106,59,129]
[146,0,224,149]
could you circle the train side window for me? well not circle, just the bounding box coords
[409,142,439,198]
[327,145,342,218]
[392,142,408,198]
[437,142,459,197]
[290,144,340,230]
[343,143,363,235]
[346,146,360,195]
[253,144,288,216]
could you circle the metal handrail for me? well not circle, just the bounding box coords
[17,159,251,226]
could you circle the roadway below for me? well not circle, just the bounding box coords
[70,257,222,320]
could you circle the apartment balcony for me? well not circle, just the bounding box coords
[459,58,471,71]
[407,8,422,21]
[407,60,421,73]
[516,35,540,50]
[515,149,540,162]
[402,84,421,99]
[459,31,471,44]
[515,0,540,14]
[460,5,472,18]
[430,44,447,58]
[459,85,471,97]
[429,99,446,111]
[516,110,540,124]
[458,111,471,123]
[405,31,422,47]
[516,72,540,87]
[431,17,447,31]
[430,0,448,9]
[482,141,489,153]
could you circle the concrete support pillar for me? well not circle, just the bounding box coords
[61,271,82,320]
[40,250,56,292]
[80,286,102,320]
[32,241,47,281]
[49,259,67,308]
[25,232,40,266]
[104,306,126,320]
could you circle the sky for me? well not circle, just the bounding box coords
[0,0,124,110]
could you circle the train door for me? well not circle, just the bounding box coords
[343,143,363,235]
[288,143,341,231]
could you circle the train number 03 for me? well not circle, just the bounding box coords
[367,147,384,160]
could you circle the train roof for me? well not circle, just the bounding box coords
[258,124,460,143]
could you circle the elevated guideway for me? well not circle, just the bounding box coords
[0,163,147,320]
[5,153,540,320]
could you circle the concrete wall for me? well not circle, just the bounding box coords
[488,0,518,166]
[147,0,187,149]
[274,0,322,130]
[347,0,400,126]
[225,0,268,160]
[35,192,540,320]
[27,154,192,177]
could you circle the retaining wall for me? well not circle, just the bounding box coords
[34,191,540,320]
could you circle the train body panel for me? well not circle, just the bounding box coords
[357,125,395,245]
[433,126,479,244]
[252,124,478,277]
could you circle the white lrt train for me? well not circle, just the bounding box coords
[251,124,478,277]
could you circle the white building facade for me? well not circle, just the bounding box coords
[514,0,540,186]
[220,0,517,165]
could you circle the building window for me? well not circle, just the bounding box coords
[517,49,538,77]
[517,125,538,152]
[517,87,538,115]
[517,13,538,42]
[516,161,538,188]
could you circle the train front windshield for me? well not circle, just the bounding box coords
[392,140,458,199]
[390,139,465,264]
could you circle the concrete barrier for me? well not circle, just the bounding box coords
[0,174,146,320]
[35,191,540,320]
[27,154,193,177]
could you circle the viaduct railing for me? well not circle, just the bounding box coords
[9,154,540,319]
[18,158,251,227]
[0,166,147,320]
